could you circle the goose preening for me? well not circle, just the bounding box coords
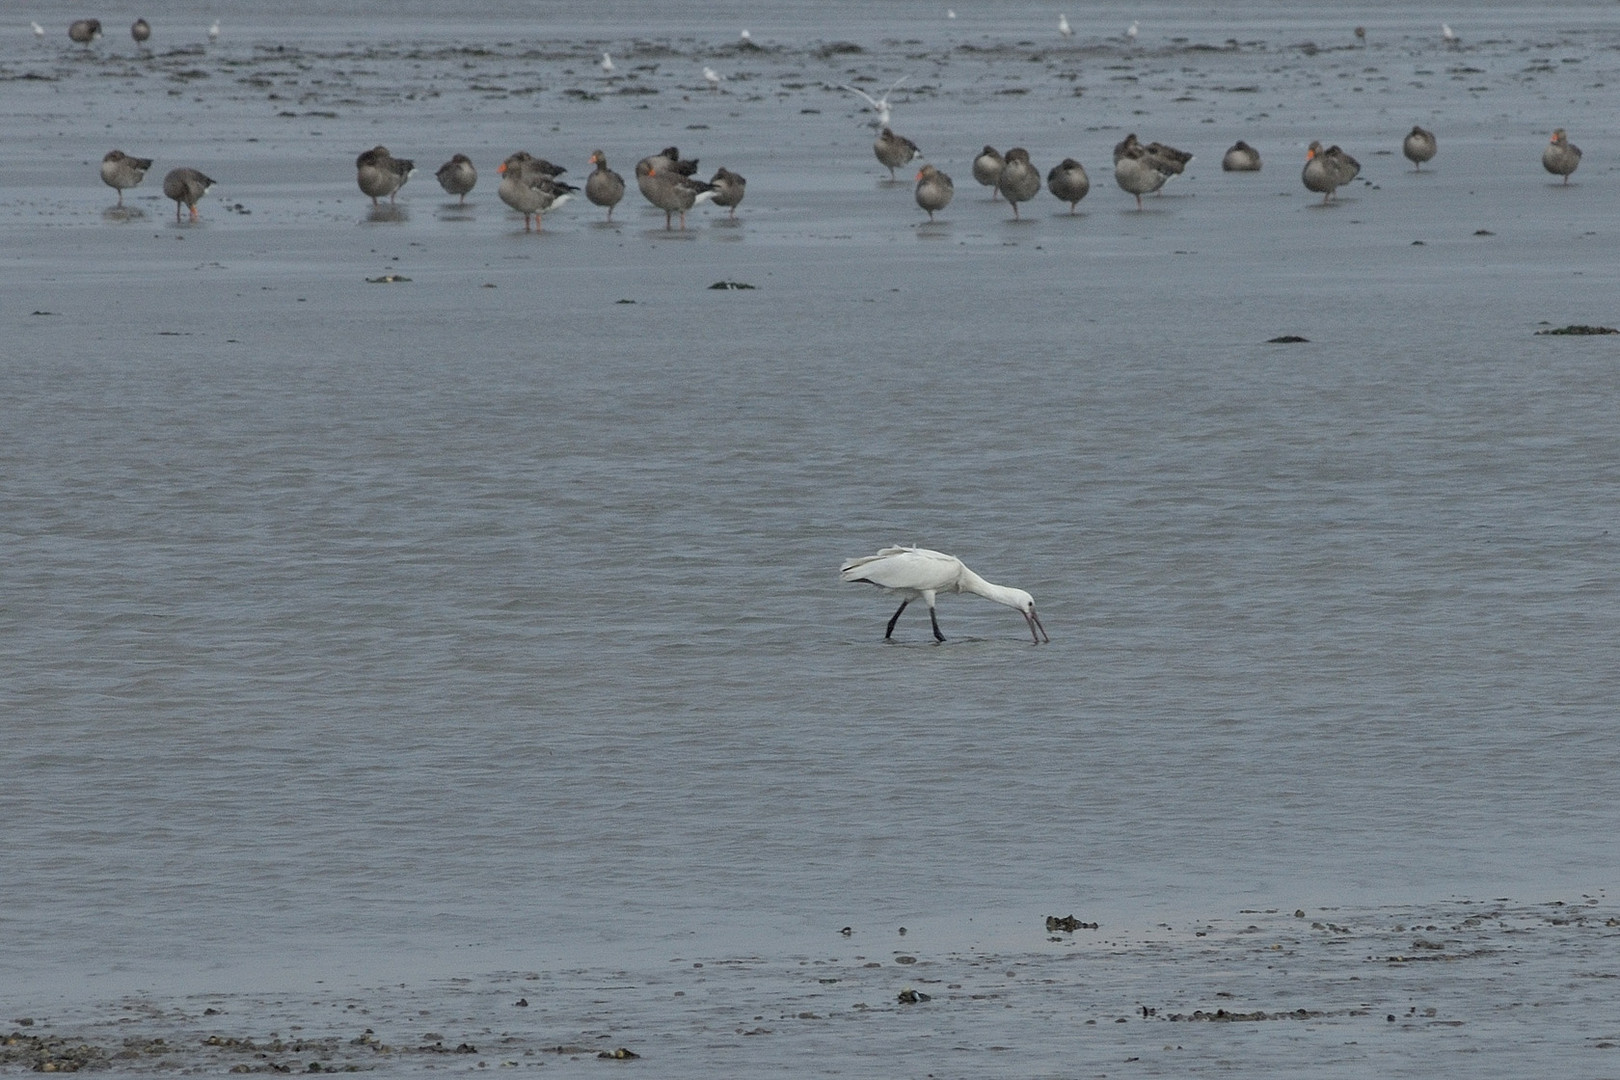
[709,167,746,218]
[435,154,477,204]
[873,126,920,180]
[162,167,214,221]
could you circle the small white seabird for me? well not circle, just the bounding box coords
[842,75,907,129]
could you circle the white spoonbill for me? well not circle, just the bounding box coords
[703,65,723,90]
[601,52,615,74]
[1059,13,1073,37]
[840,546,1049,644]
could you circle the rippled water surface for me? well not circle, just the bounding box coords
[3,0,1618,1074]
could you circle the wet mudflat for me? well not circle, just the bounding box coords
[6,898,1619,1076]
[4,1,1619,1075]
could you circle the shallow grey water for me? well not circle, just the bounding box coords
[2,0,1618,1074]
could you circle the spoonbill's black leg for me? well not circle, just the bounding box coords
[929,606,945,643]
[885,600,909,639]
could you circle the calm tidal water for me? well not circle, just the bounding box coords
[2,0,1618,1073]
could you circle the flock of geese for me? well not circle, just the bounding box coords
[97,144,748,228]
[57,13,1589,227]
[92,123,1586,226]
[888,123,1581,220]
[95,114,1587,225]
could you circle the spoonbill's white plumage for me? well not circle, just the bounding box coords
[841,75,907,129]
[1126,20,1138,42]
[1058,13,1073,37]
[1441,22,1456,43]
[601,52,615,74]
[947,8,956,18]
[739,28,751,41]
[840,546,1049,644]
[208,19,220,41]
[31,21,45,38]
[703,65,722,90]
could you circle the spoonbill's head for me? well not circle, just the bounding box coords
[1002,588,1049,644]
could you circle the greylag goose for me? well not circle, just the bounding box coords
[914,164,953,221]
[131,18,150,44]
[162,167,214,221]
[1114,143,1175,208]
[1542,129,1581,183]
[1221,140,1261,171]
[873,127,919,180]
[996,147,1040,219]
[434,154,477,203]
[1301,141,1359,203]
[1144,141,1193,177]
[972,146,1005,198]
[709,167,746,218]
[634,159,714,230]
[497,153,576,232]
[647,146,698,177]
[1046,157,1090,212]
[355,146,414,205]
[585,150,625,220]
[1403,126,1437,170]
[101,150,152,205]
[69,19,101,44]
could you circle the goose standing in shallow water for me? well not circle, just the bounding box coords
[1543,129,1581,183]
[840,546,1048,644]
[972,146,1005,199]
[1046,157,1089,213]
[1222,140,1262,171]
[585,150,625,220]
[914,164,953,221]
[634,159,714,230]
[1403,126,1437,170]
[709,167,746,218]
[435,154,477,203]
[101,150,153,205]
[873,127,920,180]
[162,167,214,221]
[497,153,576,232]
[1114,143,1174,208]
[69,19,102,44]
[356,146,414,205]
[1302,141,1360,203]
[131,18,150,45]
[996,148,1040,219]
